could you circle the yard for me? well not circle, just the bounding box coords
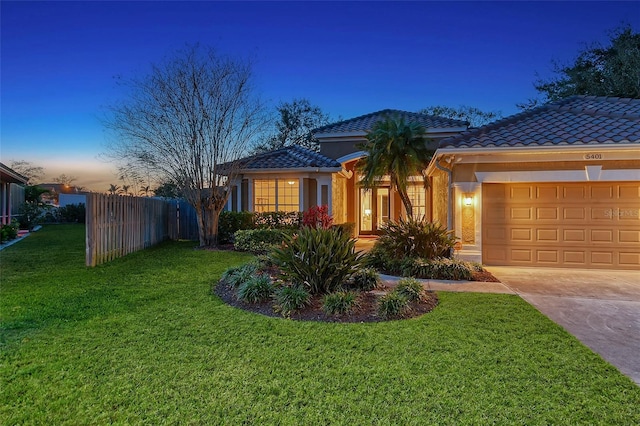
[1,225,639,424]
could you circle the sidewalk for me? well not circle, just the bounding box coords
[379,274,516,294]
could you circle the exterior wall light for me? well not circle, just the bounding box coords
[463,195,473,206]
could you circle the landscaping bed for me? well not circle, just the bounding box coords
[214,280,439,323]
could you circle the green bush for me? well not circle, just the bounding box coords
[237,275,274,303]
[57,203,86,223]
[377,291,411,319]
[395,277,424,302]
[254,211,302,229]
[273,285,311,317]
[18,201,44,231]
[322,291,359,315]
[0,220,19,243]
[220,262,261,289]
[349,267,381,291]
[374,217,457,260]
[272,227,362,295]
[218,211,255,244]
[332,222,356,237]
[410,258,475,281]
[234,229,288,254]
[365,245,406,275]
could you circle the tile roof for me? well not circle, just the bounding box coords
[238,145,341,170]
[313,109,469,134]
[439,96,640,149]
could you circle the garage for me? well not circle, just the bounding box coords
[482,182,640,269]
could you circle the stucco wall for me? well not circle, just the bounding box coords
[453,160,640,182]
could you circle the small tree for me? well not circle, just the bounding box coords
[420,105,501,127]
[357,117,432,219]
[253,98,331,153]
[519,25,640,109]
[9,160,44,184]
[104,45,268,247]
[153,181,180,199]
[53,174,78,187]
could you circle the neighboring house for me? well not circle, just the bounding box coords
[0,162,28,225]
[59,193,87,207]
[39,183,88,206]
[427,96,640,270]
[226,110,468,233]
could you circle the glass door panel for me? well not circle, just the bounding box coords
[360,189,373,232]
[376,188,389,229]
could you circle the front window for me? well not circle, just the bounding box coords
[407,185,426,219]
[254,179,299,212]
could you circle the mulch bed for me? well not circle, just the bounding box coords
[209,244,499,322]
[214,281,439,323]
[472,270,500,282]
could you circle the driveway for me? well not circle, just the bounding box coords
[487,266,640,386]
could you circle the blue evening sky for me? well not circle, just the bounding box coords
[1,1,638,190]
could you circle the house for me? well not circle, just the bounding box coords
[228,97,639,270]
[38,183,88,206]
[226,110,468,233]
[427,96,640,270]
[0,162,28,225]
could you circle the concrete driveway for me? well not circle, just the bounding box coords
[487,266,640,386]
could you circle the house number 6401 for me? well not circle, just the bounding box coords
[584,153,602,160]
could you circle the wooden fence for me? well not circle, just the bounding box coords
[167,200,200,241]
[85,194,171,266]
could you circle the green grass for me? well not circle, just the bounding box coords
[1,224,639,424]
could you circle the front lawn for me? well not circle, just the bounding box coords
[1,225,638,424]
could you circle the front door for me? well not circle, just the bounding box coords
[360,188,390,235]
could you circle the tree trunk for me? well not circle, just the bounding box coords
[398,189,414,220]
[393,175,414,220]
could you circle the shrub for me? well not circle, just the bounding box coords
[220,262,260,288]
[58,203,86,223]
[272,227,362,295]
[234,229,288,254]
[410,258,475,281]
[365,245,405,275]
[18,201,44,231]
[218,211,255,244]
[273,285,311,317]
[323,291,359,315]
[374,217,457,260]
[332,222,356,237]
[302,205,333,229]
[395,277,425,302]
[377,291,411,319]
[349,267,381,291]
[0,220,19,243]
[254,211,302,229]
[237,275,274,303]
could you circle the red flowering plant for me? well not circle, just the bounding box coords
[302,205,333,229]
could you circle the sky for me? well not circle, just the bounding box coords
[1,1,639,191]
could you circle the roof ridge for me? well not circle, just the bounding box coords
[313,109,469,134]
[313,109,408,133]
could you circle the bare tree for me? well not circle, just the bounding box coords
[104,45,268,247]
[10,160,45,184]
[419,105,501,128]
[253,98,331,153]
[53,174,78,187]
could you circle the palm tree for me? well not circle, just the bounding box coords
[108,184,121,195]
[357,117,433,219]
[139,185,151,196]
